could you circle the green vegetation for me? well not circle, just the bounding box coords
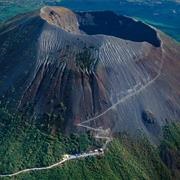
[160,123,180,178]
[15,134,172,180]
[0,107,179,179]
[0,108,98,175]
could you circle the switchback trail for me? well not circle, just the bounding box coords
[0,152,103,178]
[0,39,165,178]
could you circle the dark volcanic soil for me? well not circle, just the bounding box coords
[0,6,179,141]
[77,11,161,47]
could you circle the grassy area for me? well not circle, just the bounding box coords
[0,108,98,175]
[0,107,179,179]
[160,123,180,178]
[15,133,172,180]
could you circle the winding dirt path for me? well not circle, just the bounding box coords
[0,39,164,178]
[0,152,102,178]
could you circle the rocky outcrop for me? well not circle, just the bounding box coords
[40,6,80,34]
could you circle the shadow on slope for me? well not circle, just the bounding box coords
[77,11,161,47]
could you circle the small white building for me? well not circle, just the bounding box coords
[63,154,70,159]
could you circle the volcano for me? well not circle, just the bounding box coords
[0,6,179,142]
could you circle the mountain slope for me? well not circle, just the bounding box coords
[1,110,179,179]
[0,6,179,142]
[18,123,180,180]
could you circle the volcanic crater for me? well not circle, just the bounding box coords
[0,6,179,142]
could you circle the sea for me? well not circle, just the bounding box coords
[0,0,179,41]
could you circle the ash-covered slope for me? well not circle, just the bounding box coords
[0,6,179,141]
